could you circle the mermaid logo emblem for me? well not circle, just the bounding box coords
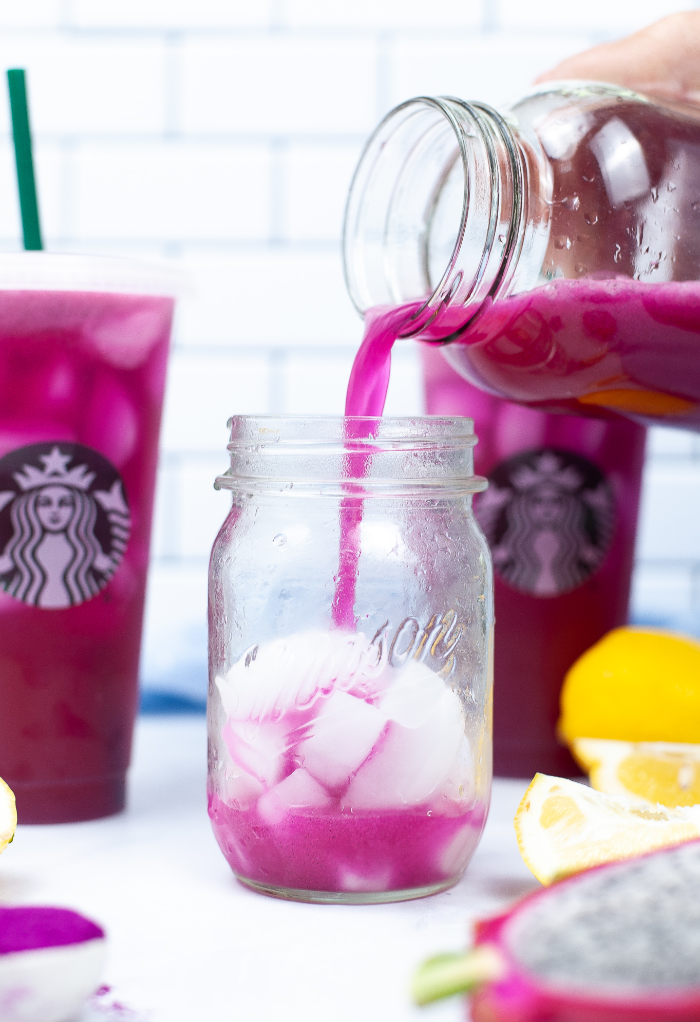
[0,443,131,608]
[476,449,614,597]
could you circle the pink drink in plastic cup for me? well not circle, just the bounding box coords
[0,254,177,823]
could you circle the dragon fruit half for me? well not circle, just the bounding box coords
[413,838,700,1021]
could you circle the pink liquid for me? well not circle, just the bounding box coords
[0,289,173,822]
[209,794,485,894]
[331,303,423,629]
[446,277,700,429]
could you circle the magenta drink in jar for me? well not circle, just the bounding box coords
[0,253,179,823]
[208,415,493,903]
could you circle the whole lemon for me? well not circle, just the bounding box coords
[559,627,700,744]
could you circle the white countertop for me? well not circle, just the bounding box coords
[3,717,538,1022]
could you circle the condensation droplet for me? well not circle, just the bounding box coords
[273,533,287,547]
[554,235,571,250]
[667,181,677,192]
[692,201,700,212]
[651,186,658,202]
[613,244,622,264]
[584,211,598,225]
[575,263,588,275]
[563,194,580,211]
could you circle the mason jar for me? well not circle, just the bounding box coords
[207,415,493,904]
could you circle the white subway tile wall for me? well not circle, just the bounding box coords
[0,0,696,700]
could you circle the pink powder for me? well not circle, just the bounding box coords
[0,906,104,954]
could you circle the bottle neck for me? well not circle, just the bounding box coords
[343,97,546,342]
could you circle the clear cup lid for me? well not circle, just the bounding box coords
[0,252,188,296]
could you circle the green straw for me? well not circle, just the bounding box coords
[7,69,43,251]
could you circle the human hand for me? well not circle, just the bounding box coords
[536,11,700,106]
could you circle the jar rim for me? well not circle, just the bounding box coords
[224,413,477,439]
[215,415,487,496]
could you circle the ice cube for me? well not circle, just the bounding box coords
[220,769,264,809]
[338,863,394,893]
[223,719,287,788]
[216,629,385,724]
[83,376,138,468]
[344,689,465,809]
[381,659,446,728]
[257,768,334,825]
[438,733,474,809]
[298,690,387,790]
[439,818,482,876]
[89,303,170,370]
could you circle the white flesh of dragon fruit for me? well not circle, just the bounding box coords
[507,840,700,992]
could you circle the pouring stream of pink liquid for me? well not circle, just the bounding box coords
[332,304,419,628]
[334,277,700,628]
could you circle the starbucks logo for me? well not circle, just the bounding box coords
[0,443,131,609]
[475,448,614,597]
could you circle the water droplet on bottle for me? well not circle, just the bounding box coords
[563,194,580,211]
[498,234,506,244]
[651,186,658,203]
[584,211,598,225]
[575,262,588,275]
[692,201,700,212]
[613,244,622,264]
[273,533,287,547]
[554,235,571,250]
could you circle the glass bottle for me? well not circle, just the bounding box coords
[344,82,700,430]
[208,415,493,903]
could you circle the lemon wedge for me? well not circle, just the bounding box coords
[0,778,16,854]
[514,772,700,885]
[572,737,700,807]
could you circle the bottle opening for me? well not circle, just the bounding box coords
[343,97,524,336]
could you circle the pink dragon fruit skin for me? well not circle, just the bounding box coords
[467,839,700,1022]
[472,918,700,1022]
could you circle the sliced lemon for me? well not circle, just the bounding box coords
[514,772,700,886]
[0,778,15,854]
[572,737,700,807]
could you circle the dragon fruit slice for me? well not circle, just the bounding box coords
[0,905,106,1022]
[413,838,700,1021]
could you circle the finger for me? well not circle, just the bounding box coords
[535,12,700,104]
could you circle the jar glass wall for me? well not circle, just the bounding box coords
[207,416,494,904]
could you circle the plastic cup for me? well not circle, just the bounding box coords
[0,253,181,822]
